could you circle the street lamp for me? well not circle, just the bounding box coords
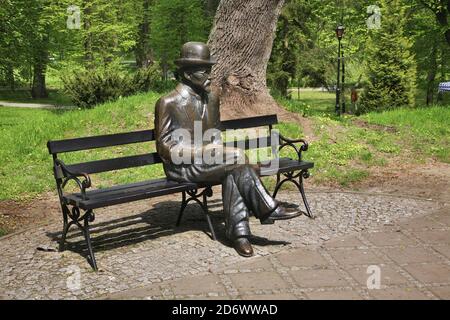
[335,25,345,116]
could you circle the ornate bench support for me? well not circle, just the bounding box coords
[273,134,314,219]
[176,187,216,241]
[273,169,314,219]
[54,158,98,270]
[59,203,98,271]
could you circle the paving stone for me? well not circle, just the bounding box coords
[228,271,290,293]
[382,246,442,264]
[364,232,417,247]
[102,284,161,300]
[432,245,450,260]
[429,286,450,299]
[431,213,450,226]
[398,216,445,230]
[368,288,430,300]
[346,265,409,287]
[324,236,365,248]
[0,191,443,299]
[306,290,363,300]
[414,230,450,245]
[276,248,328,268]
[169,274,226,296]
[328,249,385,266]
[289,269,349,288]
[241,293,297,300]
[403,263,450,284]
[233,257,273,271]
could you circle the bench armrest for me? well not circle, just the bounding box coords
[278,133,309,161]
[55,159,91,200]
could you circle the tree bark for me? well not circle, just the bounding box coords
[208,0,287,120]
[426,39,438,105]
[82,1,94,67]
[135,0,153,68]
[205,0,220,17]
[31,33,49,99]
[5,64,15,91]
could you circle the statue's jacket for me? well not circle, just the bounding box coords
[155,83,246,184]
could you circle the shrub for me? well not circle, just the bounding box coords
[131,63,161,93]
[61,62,177,108]
[61,66,134,109]
[359,0,416,114]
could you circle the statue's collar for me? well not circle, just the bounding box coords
[176,83,203,101]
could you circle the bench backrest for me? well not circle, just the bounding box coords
[47,114,278,178]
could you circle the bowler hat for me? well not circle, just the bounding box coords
[175,42,217,68]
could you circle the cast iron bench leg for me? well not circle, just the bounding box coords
[202,188,216,241]
[273,170,314,219]
[83,210,98,271]
[176,191,188,227]
[59,204,71,252]
[176,188,216,241]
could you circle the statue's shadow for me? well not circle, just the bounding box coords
[45,198,291,261]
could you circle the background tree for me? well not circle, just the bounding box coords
[359,0,417,113]
[418,0,450,46]
[208,0,287,119]
[151,0,209,79]
[135,0,153,69]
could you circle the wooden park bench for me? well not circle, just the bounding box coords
[47,114,314,271]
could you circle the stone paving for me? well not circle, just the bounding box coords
[0,190,448,300]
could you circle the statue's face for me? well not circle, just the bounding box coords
[187,67,212,93]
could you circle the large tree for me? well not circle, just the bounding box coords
[208,0,287,119]
[418,0,450,46]
[360,0,417,113]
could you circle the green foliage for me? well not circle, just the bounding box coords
[150,0,210,76]
[61,62,169,108]
[131,62,166,93]
[61,66,134,108]
[359,0,417,113]
[0,92,163,201]
[364,106,450,162]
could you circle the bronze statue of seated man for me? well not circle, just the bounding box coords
[154,42,300,257]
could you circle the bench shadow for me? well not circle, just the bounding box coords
[45,198,292,262]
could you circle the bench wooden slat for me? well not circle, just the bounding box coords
[63,178,195,210]
[47,129,155,154]
[220,114,278,131]
[224,136,274,150]
[66,153,162,175]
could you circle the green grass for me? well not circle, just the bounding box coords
[363,106,450,163]
[0,92,163,200]
[1,89,449,200]
[0,228,6,237]
[279,91,450,185]
[0,89,73,106]
[282,90,336,117]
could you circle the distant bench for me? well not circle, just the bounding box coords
[47,114,314,271]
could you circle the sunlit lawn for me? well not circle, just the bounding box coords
[0,89,449,201]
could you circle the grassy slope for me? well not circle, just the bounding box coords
[0,90,449,200]
[282,91,450,185]
[0,92,163,200]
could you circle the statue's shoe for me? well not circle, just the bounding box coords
[261,206,303,225]
[233,238,254,258]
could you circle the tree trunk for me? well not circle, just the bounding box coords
[208,0,287,120]
[83,1,94,67]
[426,39,438,106]
[135,0,153,68]
[205,0,220,17]
[5,64,15,91]
[433,2,450,46]
[31,34,49,99]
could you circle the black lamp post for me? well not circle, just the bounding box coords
[335,25,345,116]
